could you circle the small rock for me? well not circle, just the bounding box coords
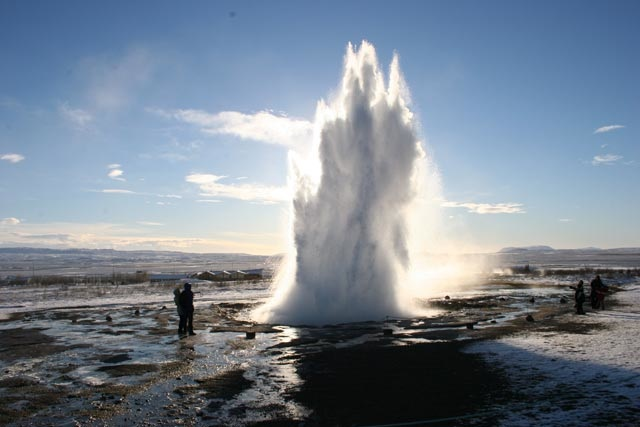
[134,309,140,316]
[526,314,535,322]
[529,297,535,304]
[106,315,113,322]
[444,295,450,300]
[560,297,568,304]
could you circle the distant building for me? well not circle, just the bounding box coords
[150,269,264,283]
[241,269,264,280]
[192,271,218,281]
[149,273,191,283]
[218,271,233,280]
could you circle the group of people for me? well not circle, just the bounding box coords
[173,282,196,336]
[572,275,609,315]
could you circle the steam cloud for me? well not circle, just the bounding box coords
[256,41,425,325]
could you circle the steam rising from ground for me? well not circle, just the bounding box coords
[255,42,480,325]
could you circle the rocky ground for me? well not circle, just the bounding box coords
[0,282,638,426]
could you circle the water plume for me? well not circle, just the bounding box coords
[256,41,430,325]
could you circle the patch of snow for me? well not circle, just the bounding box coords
[466,283,640,426]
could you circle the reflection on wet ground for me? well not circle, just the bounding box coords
[0,277,635,425]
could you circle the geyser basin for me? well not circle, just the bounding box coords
[256,41,430,325]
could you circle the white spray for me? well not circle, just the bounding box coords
[256,41,439,325]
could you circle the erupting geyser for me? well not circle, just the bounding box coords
[256,41,430,325]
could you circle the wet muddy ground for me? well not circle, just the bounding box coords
[0,281,626,426]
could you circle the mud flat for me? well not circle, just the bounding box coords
[0,280,639,426]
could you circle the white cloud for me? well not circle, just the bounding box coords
[186,173,226,185]
[154,108,313,149]
[186,173,288,203]
[442,201,525,214]
[137,221,163,226]
[158,194,182,199]
[59,102,93,128]
[1,217,21,225]
[108,169,125,181]
[559,218,573,222]
[197,199,222,203]
[1,153,25,163]
[594,125,625,134]
[592,154,623,166]
[102,189,136,194]
[106,164,125,181]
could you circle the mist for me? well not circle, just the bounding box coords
[255,41,465,325]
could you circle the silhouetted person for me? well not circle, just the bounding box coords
[595,278,609,310]
[179,282,195,335]
[173,287,186,334]
[590,275,603,309]
[573,280,586,314]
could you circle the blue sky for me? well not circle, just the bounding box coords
[1,0,638,254]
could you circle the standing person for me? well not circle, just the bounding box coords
[173,287,186,334]
[595,279,609,310]
[574,280,586,315]
[179,282,196,335]
[590,275,603,309]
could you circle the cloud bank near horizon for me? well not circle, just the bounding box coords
[0,221,282,254]
[442,200,525,214]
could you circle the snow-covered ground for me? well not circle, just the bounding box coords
[466,284,640,426]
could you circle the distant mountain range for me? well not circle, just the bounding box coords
[1,246,638,276]
[0,247,277,276]
[498,246,555,253]
[2,246,639,257]
[498,246,640,254]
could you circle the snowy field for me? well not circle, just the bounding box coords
[1,250,639,426]
[466,283,640,426]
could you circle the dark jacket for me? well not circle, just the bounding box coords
[179,288,194,311]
